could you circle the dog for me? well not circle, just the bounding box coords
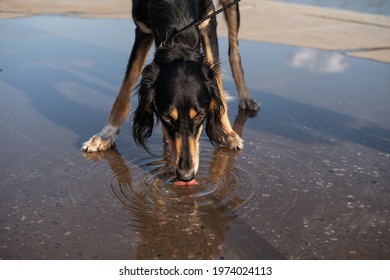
[82,0,258,183]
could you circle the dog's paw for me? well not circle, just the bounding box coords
[228,131,244,150]
[81,125,119,152]
[239,98,260,111]
[81,135,113,152]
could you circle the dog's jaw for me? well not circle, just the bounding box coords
[81,124,120,152]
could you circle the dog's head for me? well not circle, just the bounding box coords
[133,46,229,182]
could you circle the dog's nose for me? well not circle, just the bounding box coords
[176,169,195,182]
[176,156,195,182]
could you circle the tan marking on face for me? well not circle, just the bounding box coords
[163,117,203,175]
[174,137,182,166]
[170,107,178,121]
[188,125,203,174]
[189,108,197,119]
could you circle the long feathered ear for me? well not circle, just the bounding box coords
[203,64,231,147]
[132,63,160,153]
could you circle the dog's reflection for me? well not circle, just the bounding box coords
[84,109,282,259]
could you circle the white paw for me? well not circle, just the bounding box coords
[81,135,112,152]
[81,125,119,152]
[228,131,244,150]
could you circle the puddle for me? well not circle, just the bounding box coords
[0,16,389,259]
[94,135,282,259]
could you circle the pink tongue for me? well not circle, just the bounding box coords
[174,179,199,187]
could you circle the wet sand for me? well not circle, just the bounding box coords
[1,3,390,260]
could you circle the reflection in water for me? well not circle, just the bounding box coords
[287,48,349,73]
[84,110,283,259]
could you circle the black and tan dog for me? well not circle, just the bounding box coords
[82,0,258,183]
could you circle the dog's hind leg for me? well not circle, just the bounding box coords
[200,11,243,150]
[220,0,259,111]
[82,27,153,152]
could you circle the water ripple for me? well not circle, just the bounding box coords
[99,142,281,259]
[109,145,262,215]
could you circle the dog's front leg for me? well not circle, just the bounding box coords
[82,27,153,152]
[200,12,243,150]
[221,0,259,111]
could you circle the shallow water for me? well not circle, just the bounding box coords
[0,16,389,259]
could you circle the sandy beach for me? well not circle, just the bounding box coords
[1,0,390,63]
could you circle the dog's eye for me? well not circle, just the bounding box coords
[161,113,173,123]
[194,113,205,123]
